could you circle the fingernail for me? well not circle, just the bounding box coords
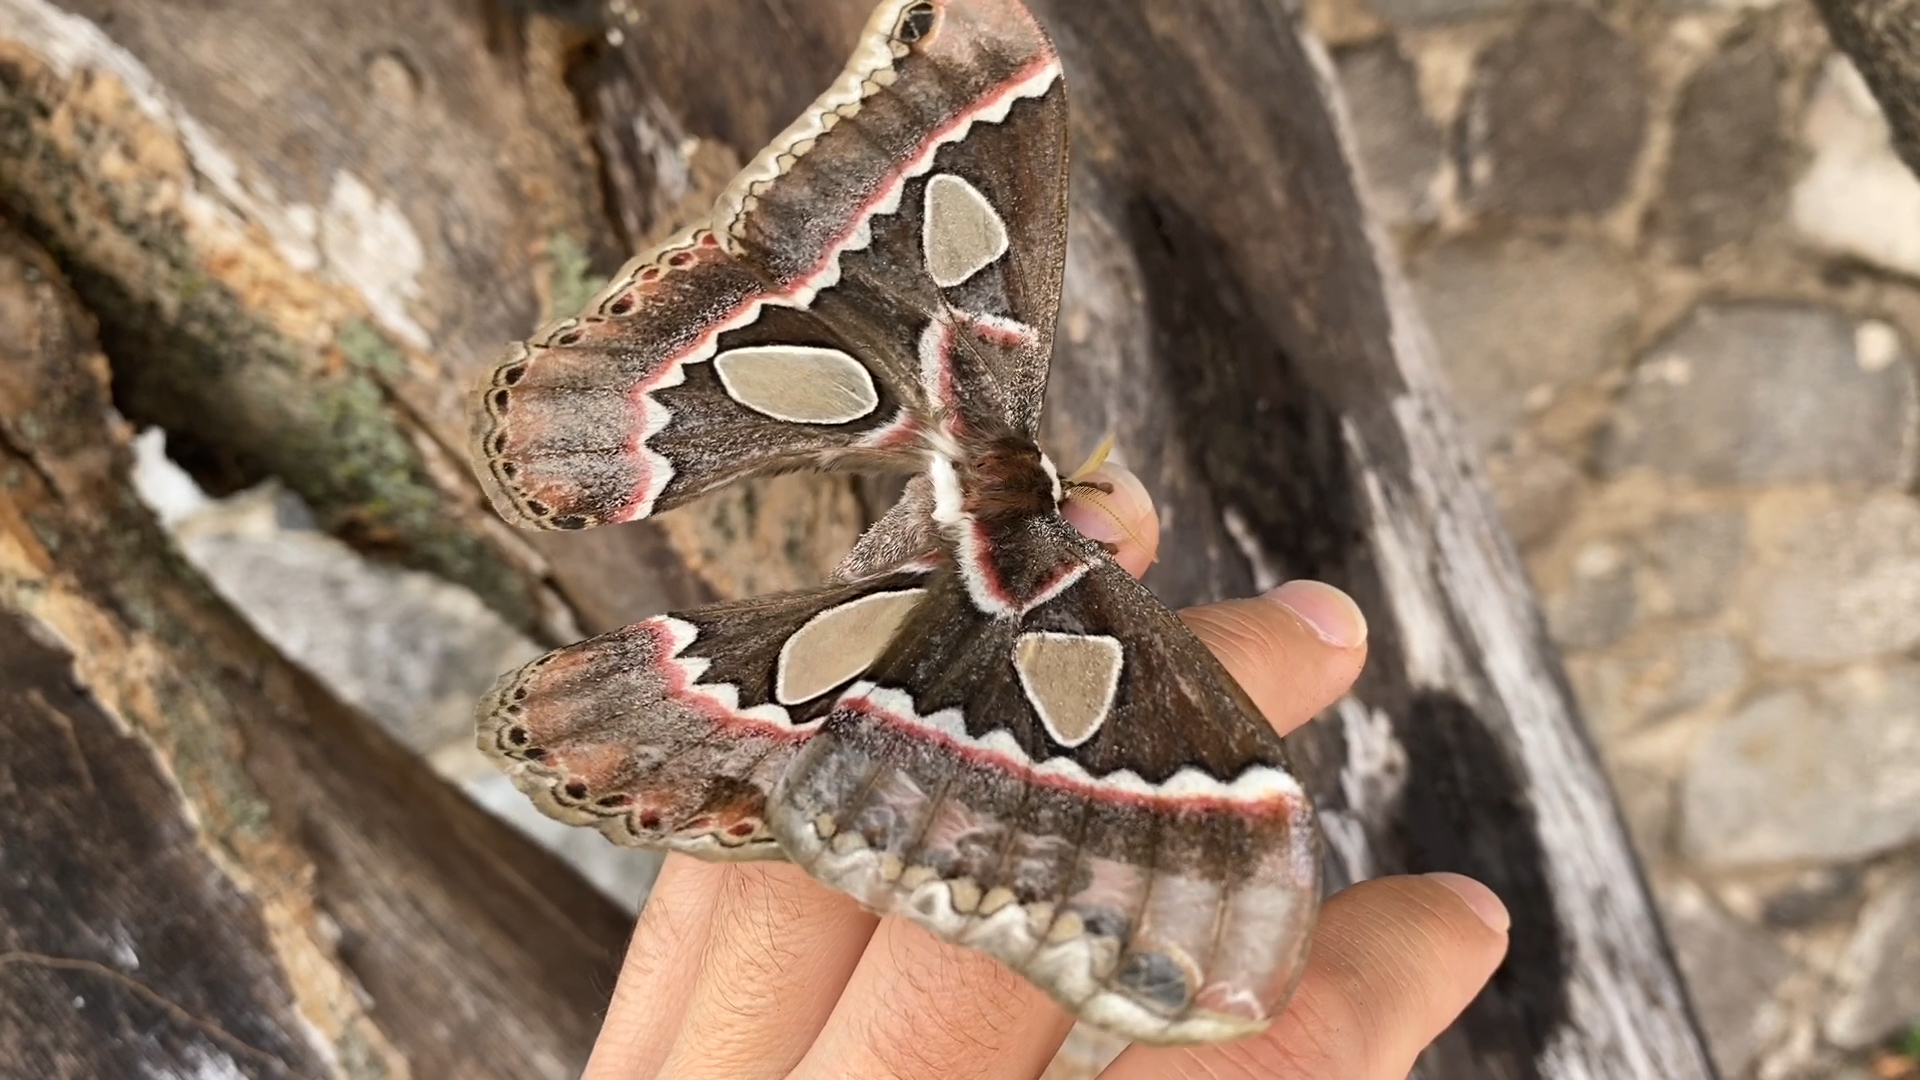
[1266,579,1368,649]
[1425,872,1511,934]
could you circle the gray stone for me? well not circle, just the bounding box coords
[125,430,662,911]
[1681,665,1920,868]
[1605,759,1676,862]
[1650,37,1786,263]
[1793,57,1920,279]
[1599,304,1919,489]
[161,483,540,756]
[1753,495,1920,664]
[1546,542,1638,651]
[1760,866,1861,929]
[1827,864,1920,1049]
[1336,41,1442,226]
[1660,877,1796,1078]
[1649,510,1746,619]
[1457,7,1648,216]
[1485,448,1584,549]
[1413,234,1640,450]
[1575,632,1746,738]
[1363,0,1526,26]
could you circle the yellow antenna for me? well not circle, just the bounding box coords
[1067,431,1116,482]
[1062,434,1154,562]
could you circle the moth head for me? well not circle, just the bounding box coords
[893,1,939,49]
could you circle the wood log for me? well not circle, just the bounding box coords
[0,0,866,647]
[1814,0,1920,182]
[0,222,627,1078]
[0,0,1719,1076]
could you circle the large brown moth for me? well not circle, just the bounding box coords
[470,0,1320,1044]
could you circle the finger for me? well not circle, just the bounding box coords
[650,862,881,1080]
[582,856,725,1080]
[1098,873,1510,1080]
[1061,463,1159,577]
[785,917,1074,1080]
[1180,578,1369,737]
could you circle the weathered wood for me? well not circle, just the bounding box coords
[0,0,1717,1076]
[597,2,1717,1076]
[1814,0,1920,182]
[0,0,866,648]
[0,222,628,1078]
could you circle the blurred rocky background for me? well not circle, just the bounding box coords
[26,0,1918,1075]
[1324,0,1920,1075]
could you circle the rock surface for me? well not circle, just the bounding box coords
[130,433,660,909]
[1647,510,1747,620]
[1825,864,1920,1049]
[1457,7,1647,216]
[1793,57,1920,279]
[1599,304,1918,489]
[1574,632,1746,738]
[1751,495,1920,664]
[1546,542,1639,651]
[1681,665,1920,868]
[1413,234,1640,450]
[175,490,542,755]
[1360,0,1526,26]
[1660,879,1797,1079]
[1652,37,1786,263]
[1336,40,1442,226]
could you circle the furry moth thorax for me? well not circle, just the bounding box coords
[469,0,1321,1046]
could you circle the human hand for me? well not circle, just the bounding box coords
[581,463,1510,1080]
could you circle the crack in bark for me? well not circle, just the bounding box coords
[0,951,297,1076]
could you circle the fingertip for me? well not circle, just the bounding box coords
[1424,872,1511,934]
[1061,463,1159,578]
[1265,579,1368,650]
[1180,581,1369,735]
[1098,874,1509,1080]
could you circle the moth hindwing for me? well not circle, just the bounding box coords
[470,0,1320,1046]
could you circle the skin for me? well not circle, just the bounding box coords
[582,463,1511,1080]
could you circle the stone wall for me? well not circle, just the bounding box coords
[1325,0,1920,1074]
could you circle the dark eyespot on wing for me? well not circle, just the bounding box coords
[897,1,937,44]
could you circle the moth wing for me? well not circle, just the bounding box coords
[722,0,1071,439]
[770,519,1321,1044]
[479,565,934,859]
[473,0,1068,529]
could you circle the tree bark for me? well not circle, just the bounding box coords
[0,0,1718,1077]
[1814,0,1920,182]
[0,222,628,1078]
[0,0,867,647]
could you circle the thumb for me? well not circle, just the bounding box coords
[1060,463,1160,578]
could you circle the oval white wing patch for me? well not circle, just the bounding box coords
[1013,632,1124,748]
[777,589,927,705]
[714,345,880,424]
[923,174,1009,288]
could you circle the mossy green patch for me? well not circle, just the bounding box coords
[337,319,406,377]
[547,232,606,320]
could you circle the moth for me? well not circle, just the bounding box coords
[470,0,1320,1045]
